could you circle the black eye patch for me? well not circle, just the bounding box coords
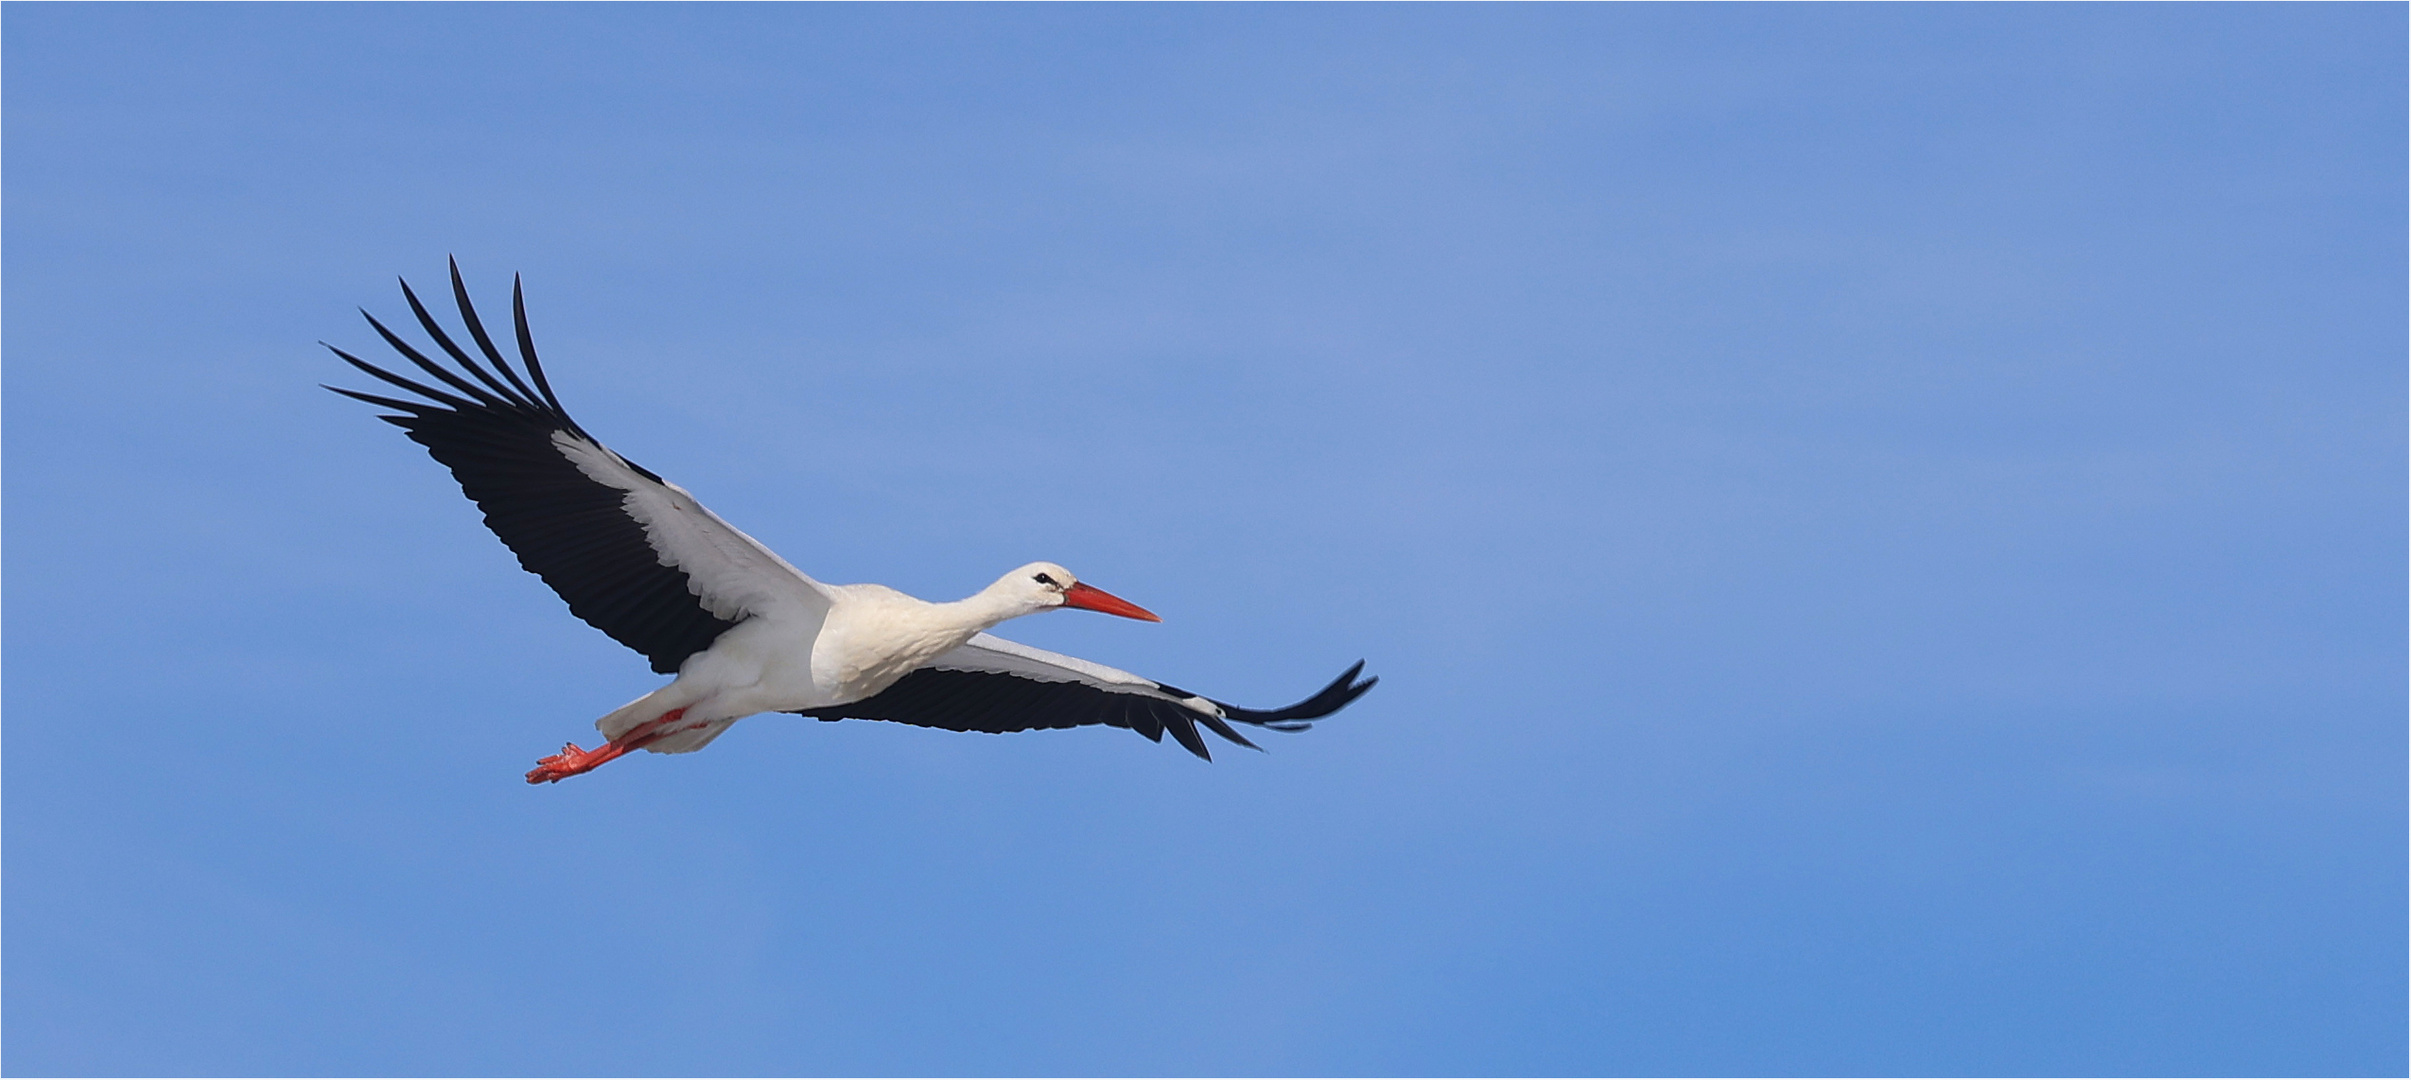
[1034,573,1059,586]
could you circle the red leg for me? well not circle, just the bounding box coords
[526,708,688,784]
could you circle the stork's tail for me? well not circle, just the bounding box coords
[588,684,732,752]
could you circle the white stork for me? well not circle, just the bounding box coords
[327,262,1375,783]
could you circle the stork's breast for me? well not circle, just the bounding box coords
[812,618,970,705]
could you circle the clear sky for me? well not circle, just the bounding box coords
[4,5,2401,1076]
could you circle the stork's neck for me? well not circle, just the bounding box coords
[936,580,1050,634]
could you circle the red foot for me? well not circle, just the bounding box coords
[524,708,688,784]
[525,740,632,784]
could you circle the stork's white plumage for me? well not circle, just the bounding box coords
[328,262,1375,783]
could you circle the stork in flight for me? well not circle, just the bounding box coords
[327,262,1375,783]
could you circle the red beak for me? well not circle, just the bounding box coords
[1060,582,1162,622]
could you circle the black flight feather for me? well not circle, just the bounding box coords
[327,269,741,674]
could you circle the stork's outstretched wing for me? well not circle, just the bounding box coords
[793,633,1375,760]
[326,260,833,674]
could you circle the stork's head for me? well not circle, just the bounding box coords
[1000,561,1161,622]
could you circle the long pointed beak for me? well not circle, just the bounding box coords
[1060,582,1162,622]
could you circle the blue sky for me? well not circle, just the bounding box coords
[4,5,2401,1076]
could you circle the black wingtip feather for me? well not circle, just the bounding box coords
[1164,713,1212,760]
[510,275,573,427]
[1195,709,1265,752]
[448,260,548,412]
[1214,661,1377,730]
[398,276,538,412]
[322,384,438,414]
[327,344,481,411]
[361,309,512,411]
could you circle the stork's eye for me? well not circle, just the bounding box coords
[1034,573,1058,586]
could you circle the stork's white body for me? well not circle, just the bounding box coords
[605,584,1145,755]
